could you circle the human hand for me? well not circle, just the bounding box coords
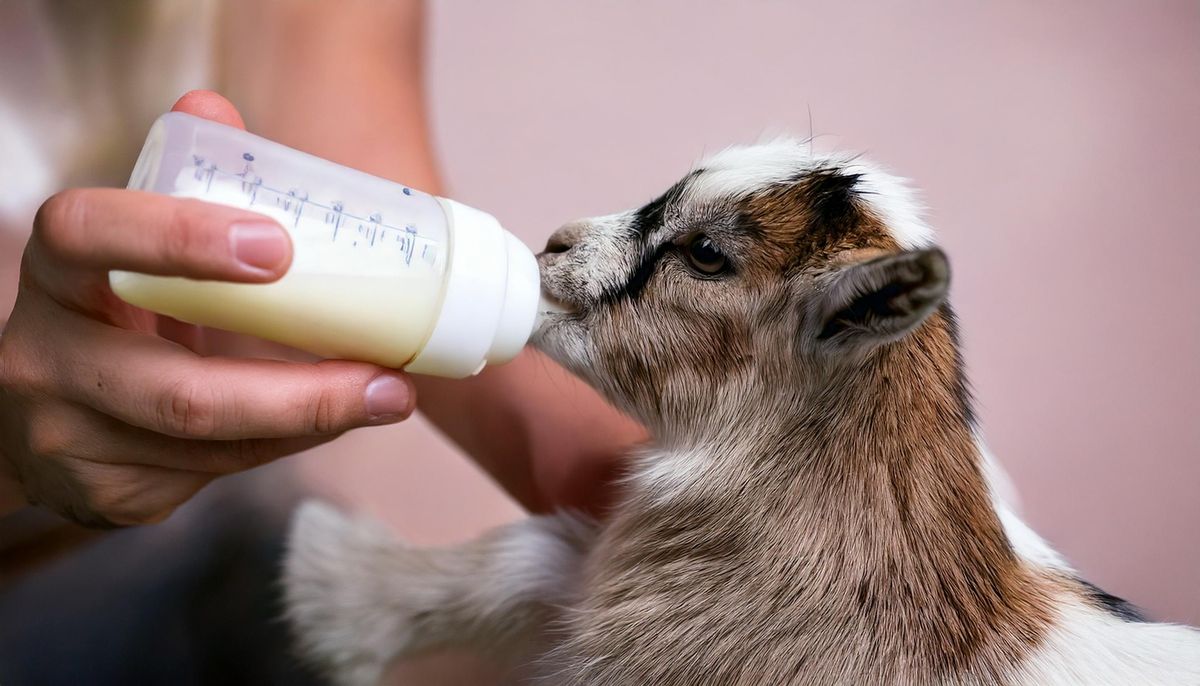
[0,91,416,527]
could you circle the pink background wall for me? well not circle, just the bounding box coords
[301,1,1200,625]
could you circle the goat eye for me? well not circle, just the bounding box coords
[683,234,729,275]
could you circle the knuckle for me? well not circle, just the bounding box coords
[93,497,153,527]
[310,389,340,434]
[33,189,89,258]
[159,376,220,438]
[83,474,156,527]
[19,458,152,529]
[85,489,128,523]
[52,461,135,527]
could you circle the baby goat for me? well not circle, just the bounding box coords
[284,140,1200,685]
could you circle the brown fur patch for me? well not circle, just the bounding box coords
[738,170,900,274]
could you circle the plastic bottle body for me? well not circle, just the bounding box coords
[111,112,538,377]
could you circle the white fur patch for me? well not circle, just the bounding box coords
[632,446,713,504]
[976,434,1022,512]
[581,210,640,299]
[284,502,593,685]
[974,435,1071,570]
[976,439,1200,684]
[284,501,412,686]
[685,139,816,205]
[475,513,595,618]
[998,504,1071,571]
[1014,598,1200,685]
[840,158,934,249]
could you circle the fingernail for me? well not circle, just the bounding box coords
[230,222,290,274]
[365,373,412,421]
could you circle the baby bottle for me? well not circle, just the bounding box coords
[110,112,540,378]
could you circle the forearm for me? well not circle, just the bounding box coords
[414,352,645,513]
[217,0,441,194]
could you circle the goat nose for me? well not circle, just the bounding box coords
[544,234,573,254]
[543,220,586,255]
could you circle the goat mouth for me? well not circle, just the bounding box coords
[538,290,579,317]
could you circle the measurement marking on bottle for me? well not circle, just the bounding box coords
[189,154,438,263]
[403,226,418,265]
[326,202,345,241]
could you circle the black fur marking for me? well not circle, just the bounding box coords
[1077,578,1147,622]
[939,304,976,426]
[628,170,700,239]
[806,169,863,232]
[778,168,868,262]
[734,208,766,240]
[601,241,674,306]
[603,171,702,304]
[629,193,667,240]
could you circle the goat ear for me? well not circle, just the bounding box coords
[809,248,950,352]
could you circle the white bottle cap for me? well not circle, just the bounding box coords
[404,198,540,378]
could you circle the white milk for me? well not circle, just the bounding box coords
[111,112,539,378]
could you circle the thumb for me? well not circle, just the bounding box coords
[171,90,246,130]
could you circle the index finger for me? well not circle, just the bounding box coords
[29,188,292,306]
